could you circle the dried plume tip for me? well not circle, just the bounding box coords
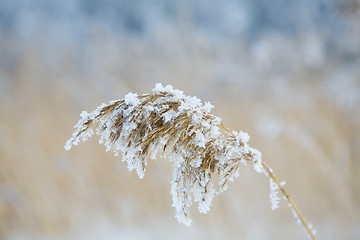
[65,83,263,224]
[65,83,316,239]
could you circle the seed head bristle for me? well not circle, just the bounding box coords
[65,83,263,225]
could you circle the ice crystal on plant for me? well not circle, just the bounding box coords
[65,83,265,225]
[270,178,280,210]
[289,203,302,225]
[124,92,140,106]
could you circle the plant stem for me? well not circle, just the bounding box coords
[221,123,316,239]
[261,161,317,240]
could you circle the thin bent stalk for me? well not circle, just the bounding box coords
[262,161,316,240]
[223,125,317,240]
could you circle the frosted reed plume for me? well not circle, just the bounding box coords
[65,83,316,239]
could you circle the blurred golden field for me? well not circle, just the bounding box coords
[1,1,360,239]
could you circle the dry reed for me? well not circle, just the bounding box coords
[65,83,316,239]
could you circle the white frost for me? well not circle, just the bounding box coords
[162,109,179,123]
[65,83,268,227]
[270,178,280,210]
[124,92,140,106]
[203,102,214,112]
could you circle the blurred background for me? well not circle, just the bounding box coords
[0,0,360,239]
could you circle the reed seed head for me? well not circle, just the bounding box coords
[65,83,264,225]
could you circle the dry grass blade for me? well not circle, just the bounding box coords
[65,83,316,239]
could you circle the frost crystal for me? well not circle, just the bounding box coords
[203,102,214,112]
[124,92,140,106]
[289,203,302,225]
[65,83,265,226]
[269,178,280,210]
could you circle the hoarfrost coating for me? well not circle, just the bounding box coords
[270,178,280,210]
[65,83,267,225]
